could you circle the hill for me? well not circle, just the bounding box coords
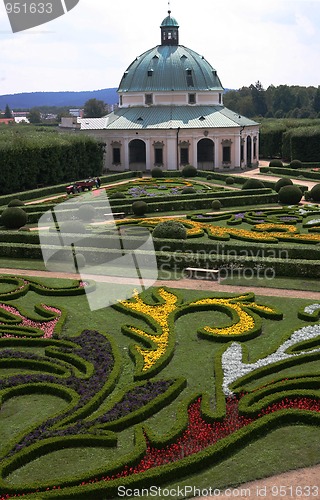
[0,88,118,110]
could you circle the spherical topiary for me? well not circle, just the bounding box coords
[78,204,95,222]
[152,220,187,239]
[1,207,28,229]
[290,159,303,169]
[278,185,303,205]
[108,192,127,199]
[310,183,320,202]
[225,176,235,185]
[206,174,213,180]
[132,200,148,216]
[212,199,222,210]
[269,159,283,167]
[181,186,197,194]
[151,167,164,178]
[59,221,86,234]
[274,177,293,193]
[8,199,25,207]
[241,179,265,190]
[181,164,197,178]
[75,253,86,269]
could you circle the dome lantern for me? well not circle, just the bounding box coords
[161,10,179,46]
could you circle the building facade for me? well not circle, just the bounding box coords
[62,11,259,172]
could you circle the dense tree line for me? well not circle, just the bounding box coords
[224,82,320,119]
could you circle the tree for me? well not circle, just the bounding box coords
[83,99,106,118]
[4,104,12,118]
[313,86,320,113]
[250,81,267,116]
[28,108,41,123]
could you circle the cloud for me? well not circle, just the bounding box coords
[0,0,319,94]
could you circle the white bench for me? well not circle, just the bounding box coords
[185,267,220,281]
[104,212,125,219]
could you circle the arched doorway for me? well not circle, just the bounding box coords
[197,138,214,170]
[129,139,146,171]
[246,136,252,167]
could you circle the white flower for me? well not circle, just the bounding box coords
[222,324,320,396]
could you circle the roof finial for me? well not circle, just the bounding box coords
[168,0,171,15]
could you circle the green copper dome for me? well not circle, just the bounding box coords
[161,12,179,27]
[118,45,224,92]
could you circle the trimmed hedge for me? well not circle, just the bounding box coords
[153,220,187,239]
[278,185,303,205]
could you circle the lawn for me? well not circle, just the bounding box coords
[0,276,319,499]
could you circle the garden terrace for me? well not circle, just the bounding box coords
[0,278,319,499]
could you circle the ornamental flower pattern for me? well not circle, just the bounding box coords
[0,282,319,500]
[185,294,282,337]
[116,213,320,244]
[116,288,179,374]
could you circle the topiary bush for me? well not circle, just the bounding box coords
[242,179,265,190]
[108,192,127,199]
[225,176,235,185]
[181,164,197,178]
[8,199,25,207]
[310,183,320,202]
[290,159,303,169]
[152,220,187,239]
[206,174,213,180]
[78,204,95,222]
[132,200,148,216]
[1,207,28,229]
[181,187,197,194]
[274,177,293,193]
[269,159,283,167]
[59,220,86,234]
[151,167,164,178]
[211,199,222,210]
[278,185,303,205]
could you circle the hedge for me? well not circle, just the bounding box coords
[260,166,319,183]
[0,133,105,195]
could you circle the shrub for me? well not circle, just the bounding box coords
[1,207,28,229]
[78,204,95,222]
[269,159,283,167]
[152,220,187,239]
[278,185,303,204]
[290,159,303,169]
[225,177,235,185]
[151,167,164,178]
[8,199,25,207]
[212,199,222,210]
[132,200,148,216]
[310,183,320,202]
[242,179,265,190]
[274,177,293,193]
[59,221,86,234]
[206,174,213,180]
[108,192,126,199]
[181,164,197,178]
[181,187,196,194]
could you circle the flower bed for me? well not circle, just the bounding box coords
[0,280,319,499]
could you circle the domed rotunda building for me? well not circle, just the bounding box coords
[75,11,259,171]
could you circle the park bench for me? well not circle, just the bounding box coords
[185,267,220,281]
[104,212,125,219]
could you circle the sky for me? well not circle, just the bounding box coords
[0,0,320,95]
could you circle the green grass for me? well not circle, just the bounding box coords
[0,278,319,497]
